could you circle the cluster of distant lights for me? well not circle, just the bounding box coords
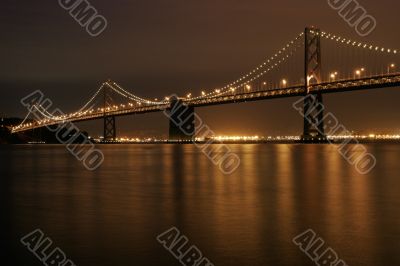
[15,133,400,145]
[210,135,299,141]
[99,136,304,143]
[99,135,400,143]
[330,134,400,140]
[99,137,167,143]
[212,136,261,141]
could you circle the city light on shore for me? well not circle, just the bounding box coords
[89,134,400,144]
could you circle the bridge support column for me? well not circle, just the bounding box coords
[104,116,116,141]
[168,97,195,141]
[302,93,326,142]
[103,82,117,142]
[302,27,327,143]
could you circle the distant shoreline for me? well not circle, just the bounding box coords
[7,139,400,145]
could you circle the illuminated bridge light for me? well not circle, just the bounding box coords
[10,29,400,134]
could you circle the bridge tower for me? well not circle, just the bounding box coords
[168,96,195,141]
[103,83,116,141]
[302,27,326,142]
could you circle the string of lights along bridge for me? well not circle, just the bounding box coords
[11,27,400,142]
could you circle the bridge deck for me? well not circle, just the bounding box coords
[11,73,400,133]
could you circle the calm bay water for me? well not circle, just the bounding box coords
[1,144,399,265]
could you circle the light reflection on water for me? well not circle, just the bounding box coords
[0,144,399,265]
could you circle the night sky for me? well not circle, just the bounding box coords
[1,0,400,137]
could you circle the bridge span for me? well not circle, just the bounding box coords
[11,27,400,142]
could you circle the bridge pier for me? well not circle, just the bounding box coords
[103,116,116,141]
[302,93,326,142]
[168,97,195,141]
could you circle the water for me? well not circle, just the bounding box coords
[1,144,399,266]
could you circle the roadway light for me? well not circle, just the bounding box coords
[354,70,361,79]
[245,85,251,90]
[388,63,396,74]
[330,72,338,81]
[262,82,267,90]
[201,91,206,96]
[281,79,287,87]
[215,89,221,93]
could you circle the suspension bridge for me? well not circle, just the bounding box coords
[11,27,400,142]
